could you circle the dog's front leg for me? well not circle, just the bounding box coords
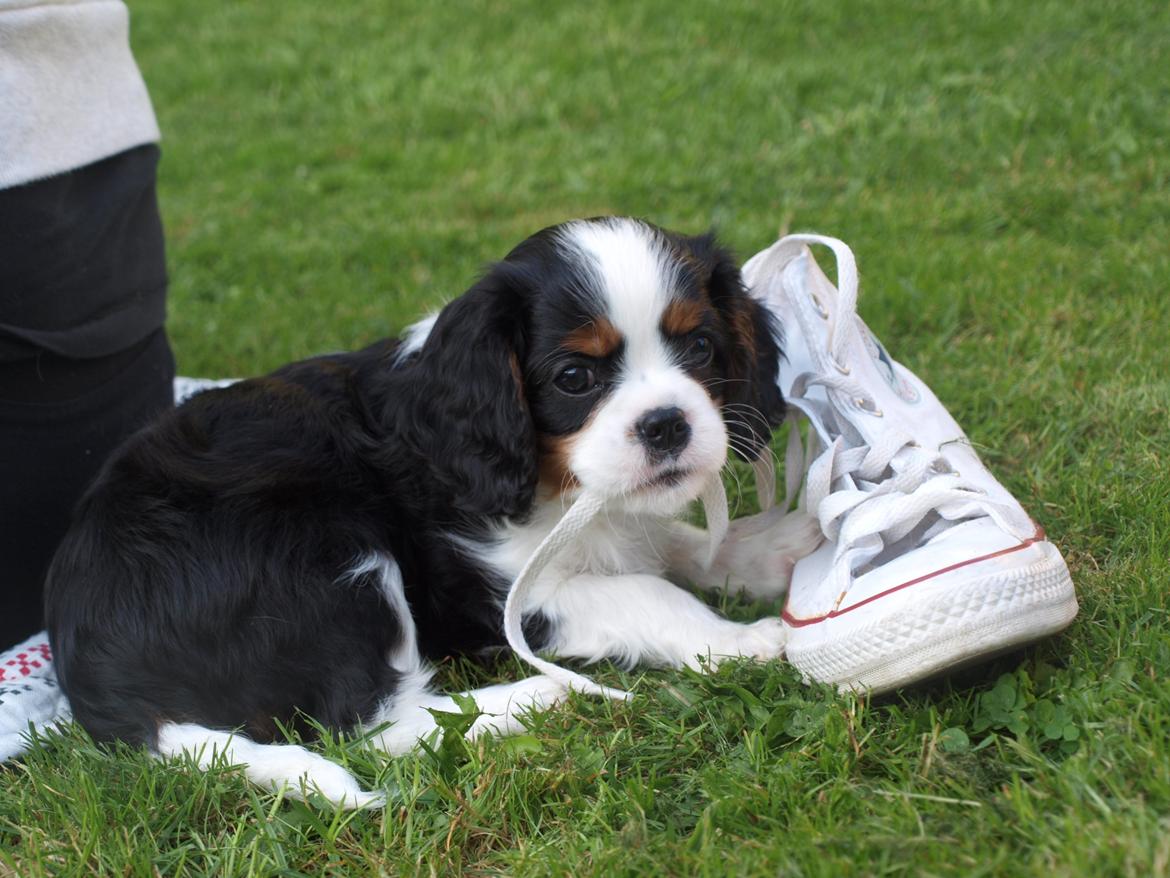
[663,507,823,599]
[533,573,788,671]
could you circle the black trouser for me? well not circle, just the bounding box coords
[0,146,173,648]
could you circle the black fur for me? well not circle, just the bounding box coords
[398,277,536,520]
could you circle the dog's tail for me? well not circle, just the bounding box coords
[154,722,384,809]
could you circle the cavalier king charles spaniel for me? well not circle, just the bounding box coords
[46,217,820,807]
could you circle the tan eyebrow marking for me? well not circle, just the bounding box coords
[562,317,621,358]
[537,432,583,496]
[731,303,758,352]
[660,297,707,336]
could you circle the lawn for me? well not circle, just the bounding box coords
[3,0,1169,874]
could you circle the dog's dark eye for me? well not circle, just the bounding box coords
[685,334,714,368]
[554,365,598,395]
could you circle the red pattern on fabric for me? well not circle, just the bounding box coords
[0,643,52,682]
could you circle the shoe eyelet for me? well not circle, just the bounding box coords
[810,293,829,319]
[832,357,851,376]
[854,397,883,417]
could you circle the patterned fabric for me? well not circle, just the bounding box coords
[0,631,70,761]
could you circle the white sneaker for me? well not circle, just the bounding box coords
[743,234,1078,693]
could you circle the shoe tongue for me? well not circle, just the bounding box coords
[777,247,969,455]
[792,396,864,451]
[858,323,921,405]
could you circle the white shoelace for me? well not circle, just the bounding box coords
[753,235,1021,605]
[501,472,730,701]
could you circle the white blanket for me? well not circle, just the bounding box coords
[0,631,70,760]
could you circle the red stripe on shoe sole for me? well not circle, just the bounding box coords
[781,527,1047,628]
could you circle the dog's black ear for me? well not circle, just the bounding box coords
[697,234,786,462]
[402,268,537,519]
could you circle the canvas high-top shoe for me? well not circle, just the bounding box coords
[743,234,1078,693]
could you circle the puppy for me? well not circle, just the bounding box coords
[45,217,821,807]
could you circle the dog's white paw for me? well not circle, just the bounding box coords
[731,617,789,662]
[262,745,384,810]
[466,674,568,740]
[709,510,823,599]
[686,617,789,671]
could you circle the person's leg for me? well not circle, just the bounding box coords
[0,332,174,646]
[0,146,173,648]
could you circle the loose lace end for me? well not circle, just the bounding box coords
[752,454,777,512]
[699,471,730,571]
[501,490,632,702]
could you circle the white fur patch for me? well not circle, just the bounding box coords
[155,722,384,809]
[394,311,439,364]
[369,671,565,756]
[345,552,421,674]
[538,572,788,670]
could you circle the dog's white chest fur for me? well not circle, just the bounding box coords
[471,500,678,589]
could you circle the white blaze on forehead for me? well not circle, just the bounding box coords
[557,218,682,371]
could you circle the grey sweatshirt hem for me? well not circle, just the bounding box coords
[0,0,160,189]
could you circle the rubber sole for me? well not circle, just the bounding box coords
[784,543,1078,694]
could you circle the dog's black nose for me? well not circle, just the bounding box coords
[635,406,691,459]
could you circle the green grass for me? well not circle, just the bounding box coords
[4,0,1169,874]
